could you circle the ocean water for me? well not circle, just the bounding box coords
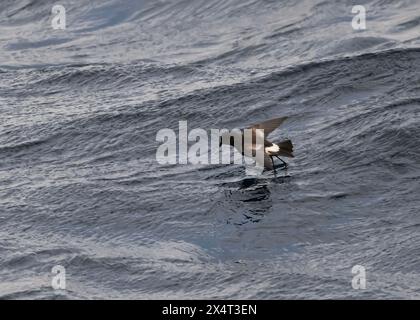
[1,0,420,299]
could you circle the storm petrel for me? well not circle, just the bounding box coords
[219,116,294,173]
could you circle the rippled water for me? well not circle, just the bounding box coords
[1,0,420,299]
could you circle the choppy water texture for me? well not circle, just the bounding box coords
[1,0,420,299]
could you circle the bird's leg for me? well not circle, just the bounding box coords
[270,156,277,175]
[275,156,288,168]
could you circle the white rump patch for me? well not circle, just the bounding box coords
[265,143,279,155]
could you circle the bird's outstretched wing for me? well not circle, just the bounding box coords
[247,116,288,137]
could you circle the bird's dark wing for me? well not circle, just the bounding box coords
[247,116,288,137]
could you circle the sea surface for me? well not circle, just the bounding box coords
[1,0,420,299]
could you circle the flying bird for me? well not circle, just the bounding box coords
[219,116,294,173]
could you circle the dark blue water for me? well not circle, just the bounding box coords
[1,0,420,299]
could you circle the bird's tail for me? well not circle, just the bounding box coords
[275,139,294,158]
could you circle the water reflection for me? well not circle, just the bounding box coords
[217,175,290,225]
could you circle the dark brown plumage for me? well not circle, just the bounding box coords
[220,116,294,171]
